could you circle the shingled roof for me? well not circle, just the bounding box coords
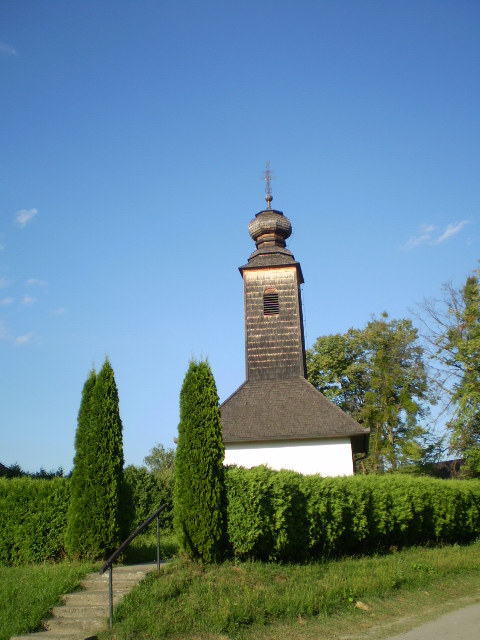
[220,376,369,450]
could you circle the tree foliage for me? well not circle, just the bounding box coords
[416,268,480,475]
[173,359,225,562]
[144,443,175,490]
[65,368,96,557]
[124,464,174,531]
[1,477,70,565]
[307,328,368,417]
[66,358,126,559]
[307,314,433,472]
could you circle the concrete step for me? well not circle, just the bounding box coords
[45,617,106,632]
[80,579,142,592]
[85,570,150,582]
[51,604,108,618]
[99,567,154,578]
[63,590,128,606]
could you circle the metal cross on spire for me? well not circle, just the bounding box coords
[260,161,275,209]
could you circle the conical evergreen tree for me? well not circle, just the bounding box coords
[66,358,126,559]
[88,357,126,556]
[65,368,97,557]
[174,359,225,562]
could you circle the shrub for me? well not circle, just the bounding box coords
[0,465,174,567]
[2,459,479,566]
[225,467,480,561]
[0,477,70,566]
[174,359,225,562]
[124,465,173,532]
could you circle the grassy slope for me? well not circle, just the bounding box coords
[0,534,177,640]
[0,561,94,640]
[100,541,480,639]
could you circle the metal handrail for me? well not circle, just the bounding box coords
[99,503,168,628]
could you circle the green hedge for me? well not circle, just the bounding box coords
[123,465,173,531]
[2,469,480,566]
[225,467,480,561]
[0,470,173,566]
[0,477,70,566]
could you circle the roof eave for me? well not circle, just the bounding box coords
[223,430,370,444]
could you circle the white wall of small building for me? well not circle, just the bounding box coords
[224,438,354,477]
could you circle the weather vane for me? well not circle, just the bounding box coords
[260,161,275,209]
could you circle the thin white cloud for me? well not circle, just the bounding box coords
[26,278,48,287]
[434,221,469,244]
[0,43,17,56]
[51,307,67,315]
[0,276,11,289]
[402,224,436,250]
[403,233,430,250]
[1,297,13,306]
[14,208,38,227]
[0,321,11,341]
[402,221,469,250]
[22,294,37,306]
[14,332,34,346]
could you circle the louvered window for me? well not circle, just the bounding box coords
[264,289,279,316]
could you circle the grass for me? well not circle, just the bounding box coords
[122,531,180,565]
[99,540,480,639]
[2,539,479,640]
[0,561,94,640]
[0,533,177,640]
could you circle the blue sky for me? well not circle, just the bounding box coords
[1,0,479,472]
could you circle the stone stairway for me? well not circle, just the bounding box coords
[12,562,161,640]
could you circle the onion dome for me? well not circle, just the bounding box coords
[248,208,292,249]
[240,171,302,281]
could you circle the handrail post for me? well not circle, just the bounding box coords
[100,503,167,576]
[109,564,113,628]
[156,515,160,571]
[98,504,167,630]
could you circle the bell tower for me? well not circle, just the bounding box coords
[240,164,306,381]
[219,163,370,475]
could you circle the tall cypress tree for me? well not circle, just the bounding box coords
[174,359,225,562]
[66,358,126,559]
[89,357,126,556]
[65,368,97,557]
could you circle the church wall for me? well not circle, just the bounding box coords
[224,438,354,477]
[244,267,305,380]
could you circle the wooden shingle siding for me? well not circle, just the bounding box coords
[244,267,305,380]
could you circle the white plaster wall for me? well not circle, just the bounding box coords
[224,438,354,477]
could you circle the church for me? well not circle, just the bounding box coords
[219,170,369,476]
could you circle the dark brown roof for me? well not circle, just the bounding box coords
[431,459,465,479]
[239,244,305,281]
[220,376,369,444]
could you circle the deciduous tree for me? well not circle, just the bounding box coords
[362,315,431,471]
[307,314,432,472]
[416,268,480,475]
[144,443,175,490]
